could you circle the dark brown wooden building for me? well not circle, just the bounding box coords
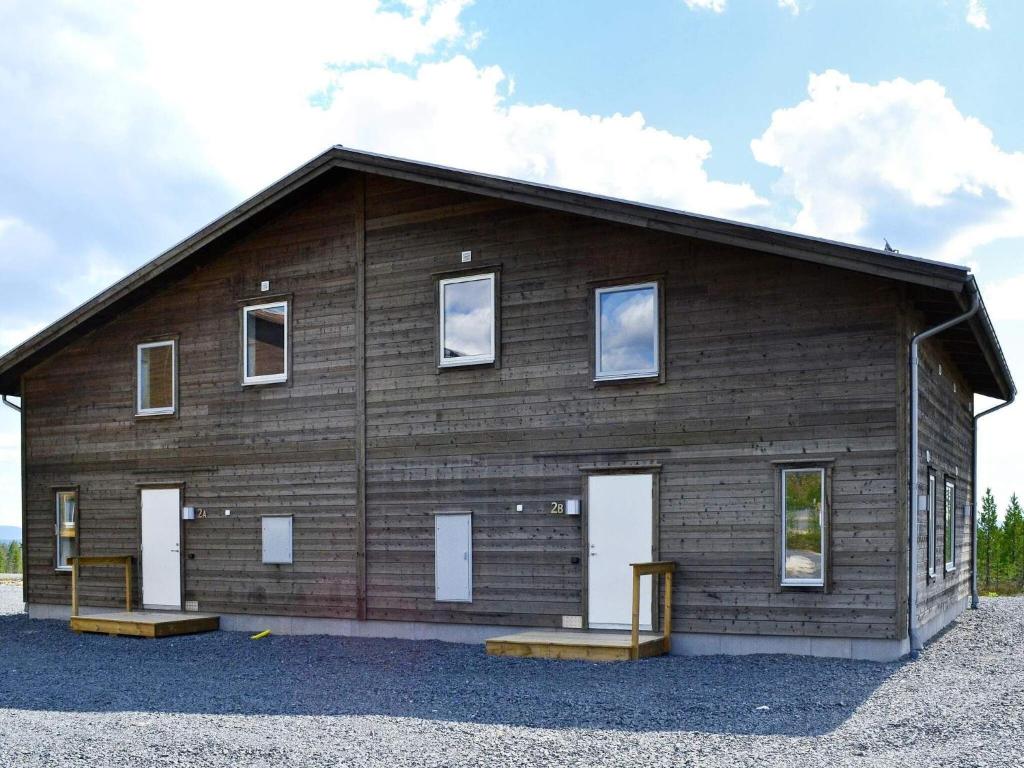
[1,148,1014,660]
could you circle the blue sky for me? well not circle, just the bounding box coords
[1,0,1022,526]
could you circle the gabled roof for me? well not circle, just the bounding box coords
[0,146,1015,400]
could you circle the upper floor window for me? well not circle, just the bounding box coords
[243,301,288,384]
[136,340,176,415]
[781,467,826,587]
[944,478,956,571]
[438,273,496,367]
[55,489,77,571]
[594,281,660,381]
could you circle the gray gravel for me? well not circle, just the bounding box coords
[1,585,1021,767]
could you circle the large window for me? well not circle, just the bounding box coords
[438,273,496,367]
[136,340,176,415]
[243,301,288,384]
[927,470,937,578]
[944,479,956,572]
[594,281,660,381]
[781,467,826,587]
[55,489,77,571]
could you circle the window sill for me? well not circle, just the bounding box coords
[593,373,662,386]
[242,377,289,387]
[437,359,498,372]
[135,411,177,420]
[780,582,826,591]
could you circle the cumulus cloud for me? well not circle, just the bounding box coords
[966,0,990,30]
[982,274,1024,323]
[778,0,801,15]
[314,57,765,217]
[683,0,727,11]
[751,70,1024,262]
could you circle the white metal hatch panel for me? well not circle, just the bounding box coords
[435,513,472,602]
[140,487,182,609]
[588,474,653,630]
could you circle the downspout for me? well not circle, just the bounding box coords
[971,396,1015,608]
[1,395,20,412]
[909,286,980,655]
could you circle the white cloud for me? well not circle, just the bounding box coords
[684,0,802,14]
[966,0,990,30]
[54,247,129,304]
[981,274,1024,323]
[0,215,128,355]
[683,0,727,12]
[316,56,766,218]
[751,70,1024,262]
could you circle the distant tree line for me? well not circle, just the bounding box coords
[0,541,22,574]
[978,489,1024,595]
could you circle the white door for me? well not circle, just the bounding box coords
[141,487,181,609]
[588,474,654,630]
[435,513,472,602]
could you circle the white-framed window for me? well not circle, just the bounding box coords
[438,273,496,367]
[243,301,288,384]
[55,489,77,571]
[944,479,956,571]
[594,281,660,381]
[781,467,826,587]
[136,340,176,415]
[927,470,937,578]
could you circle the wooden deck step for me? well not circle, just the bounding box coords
[485,629,669,661]
[70,611,220,638]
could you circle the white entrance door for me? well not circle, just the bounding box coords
[588,473,654,630]
[141,487,181,609]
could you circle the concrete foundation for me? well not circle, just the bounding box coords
[913,594,970,648]
[28,601,936,661]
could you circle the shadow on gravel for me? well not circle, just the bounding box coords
[0,612,902,736]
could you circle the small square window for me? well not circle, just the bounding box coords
[137,340,176,415]
[595,282,660,381]
[438,273,496,367]
[781,467,826,587]
[243,301,288,384]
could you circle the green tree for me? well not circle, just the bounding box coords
[1001,495,1024,589]
[6,541,21,574]
[0,544,7,573]
[979,488,1000,589]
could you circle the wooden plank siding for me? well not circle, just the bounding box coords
[23,177,360,616]
[912,327,975,629]
[21,170,920,641]
[360,174,903,639]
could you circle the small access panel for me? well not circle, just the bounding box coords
[435,513,472,602]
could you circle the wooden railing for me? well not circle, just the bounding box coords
[629,561,676,660]
[68,555,133,617]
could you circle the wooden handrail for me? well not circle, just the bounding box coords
[68,555,133,617]
[629,561,676,660]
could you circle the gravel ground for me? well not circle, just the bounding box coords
[1,585,1021,768]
